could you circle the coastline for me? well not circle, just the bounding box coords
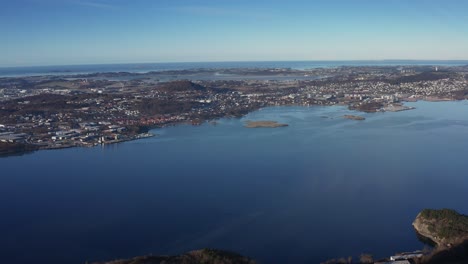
[3,98,468,263]
[1,98,462,158]
[2,64,467,158]
[0,132,156,157]
[89,209,468,264]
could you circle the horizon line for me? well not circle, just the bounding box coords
[2,59,468,68]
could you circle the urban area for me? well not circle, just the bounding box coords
[1,65,468,155]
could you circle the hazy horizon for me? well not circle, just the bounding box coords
[3,0,468,67]
[2,59,468,69]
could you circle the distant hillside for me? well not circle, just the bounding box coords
[388,71,453,84]
[91,249,256,264]
[157,80,207,92]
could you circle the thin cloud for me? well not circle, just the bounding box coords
[165,6,274,19]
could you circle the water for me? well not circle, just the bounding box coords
[2,101,468,264]
[1,60,467,77]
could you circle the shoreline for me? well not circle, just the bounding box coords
[0,132,156,157]
[0,98,455,158]
[2,65,466,157]
[1,98,462,158]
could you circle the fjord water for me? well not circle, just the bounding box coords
[2,101,468,264]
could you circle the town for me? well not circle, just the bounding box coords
[1,65,468,155]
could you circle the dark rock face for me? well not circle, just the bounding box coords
[422,239,468,264]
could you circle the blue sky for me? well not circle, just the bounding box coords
[2,0,468,66]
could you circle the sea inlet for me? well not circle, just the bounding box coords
[1,101,468,264]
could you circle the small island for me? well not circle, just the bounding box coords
[343,115,366,121]
[244,120,288,128]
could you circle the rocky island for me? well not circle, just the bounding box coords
[343,115,366,120]
[244,120,288,128]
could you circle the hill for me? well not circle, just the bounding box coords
[413,209,468,247]
[91,249,256,264]
[157,80,207,92]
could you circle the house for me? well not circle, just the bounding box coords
[390,252,423,261]
[375,261,411,264]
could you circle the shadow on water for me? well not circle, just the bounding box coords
[424,240,468,264]
[415,228,437,247]
[0,149,36,158]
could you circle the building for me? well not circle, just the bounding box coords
[0,132,28,143]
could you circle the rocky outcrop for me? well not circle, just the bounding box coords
[413,209,468,247]
[343,115,365,120]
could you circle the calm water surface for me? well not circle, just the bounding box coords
[1,101,468,264]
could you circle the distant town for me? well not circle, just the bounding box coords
[1,65,468,155]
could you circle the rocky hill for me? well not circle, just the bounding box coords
[413,209,468,247]
[91,249,256,264]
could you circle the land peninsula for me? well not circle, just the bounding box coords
[323,209,468,264]
[413,209,468,264]
[413,209,468,247]
[2,65,468,156]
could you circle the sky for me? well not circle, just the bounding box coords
[2,0,468,66]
